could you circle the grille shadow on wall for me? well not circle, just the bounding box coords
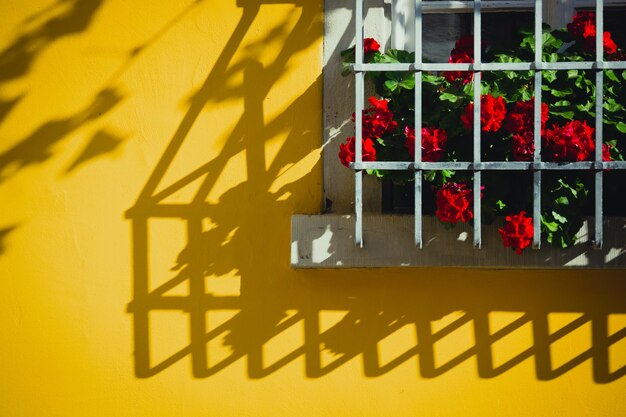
[126,0,626,381]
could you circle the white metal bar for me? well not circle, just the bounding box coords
[414,0,626,14]
[414,0,423,248]
[352,161,626,170]
[355,0,364,247]
[473,0,482,249]
[594,0,604,249]
[352,61,626,72]
[532,0,542,249]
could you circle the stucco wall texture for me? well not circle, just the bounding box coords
[0,1,625,416]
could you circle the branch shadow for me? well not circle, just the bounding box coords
[0,0,103,84]
[0,88,123,182]
[64,128,128,174]
[0,0,204,180]
[126,0,626,382]
[0,224,18,257]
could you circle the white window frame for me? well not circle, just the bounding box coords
[291,0,626,268]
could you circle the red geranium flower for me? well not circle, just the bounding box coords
[543,120,595,162]
[364,38,381,54]
[511,131,535,161]
[582,31,618,55]
[445,35,475,84]
[338,136,377,168]
[603,143,613,162]
[567,12,619,55]
[567,11,596,39]
[405,126,448,161]
[435,182,474,224]
[353,97,397,139]
[499,211,534,255]
[461,94,506,132]
[503,100,549,135]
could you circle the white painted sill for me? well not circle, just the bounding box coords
[291,214,626,268]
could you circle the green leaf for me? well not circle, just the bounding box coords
[551,88,572,98]
[605,69,619,82]
[424,170,436,182]
[616,122,626,133]
[555,196,569,206]
[551,110,575,119]
[541,218,559,232]
[423,74,443,85]
[379,50,400,63]
[544,52,559,63]
[398,76,415,90]
[440,92,458,103]
[384,79,398,92]
[576,101,594,112]
[543,70,557,83]
[495,200,507,210]
[552,211,568,224]
[442,169,455,180]
[558,178,577,197]
[542,32,563,50]
[463,81,474,97]
[567,69,579,79]
[604,98,624,113]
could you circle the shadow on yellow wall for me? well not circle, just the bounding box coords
[0,0,128,181]
[120,0,626,383]
[0,0,208,183]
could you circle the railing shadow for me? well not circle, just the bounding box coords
[126,0,626,381]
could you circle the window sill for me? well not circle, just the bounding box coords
[291,214,626,269]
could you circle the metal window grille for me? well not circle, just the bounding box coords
[350,0,626,249]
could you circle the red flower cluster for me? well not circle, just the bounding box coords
[499,211,534,255]
[435,182,474,224]
[445,36,475,84]
[567,12,618,55]
[461,94,506,132]
[504,100,549,135]
[364,38,381,55]
[404,126,448,161]
[353,97,397,139]
[503,100,549,161]
[338,136,377,168]
[511,131,535,161]
[543,120,595,162]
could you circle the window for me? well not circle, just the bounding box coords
[291,0,626,268]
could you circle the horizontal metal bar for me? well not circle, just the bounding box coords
[351,61,626,72]
[351,161,626,171]
[407,0,626,13]
[420,1,534,13]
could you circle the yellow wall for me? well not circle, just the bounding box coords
[1,1,625,416]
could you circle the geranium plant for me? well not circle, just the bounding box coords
[338,12,625,254]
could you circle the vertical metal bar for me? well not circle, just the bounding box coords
[533,0,542,249]
[414,0,423,248]
[473,0,482,249]
[355,0,364,247]
[355,168,363,248]
[594,0,604,249]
